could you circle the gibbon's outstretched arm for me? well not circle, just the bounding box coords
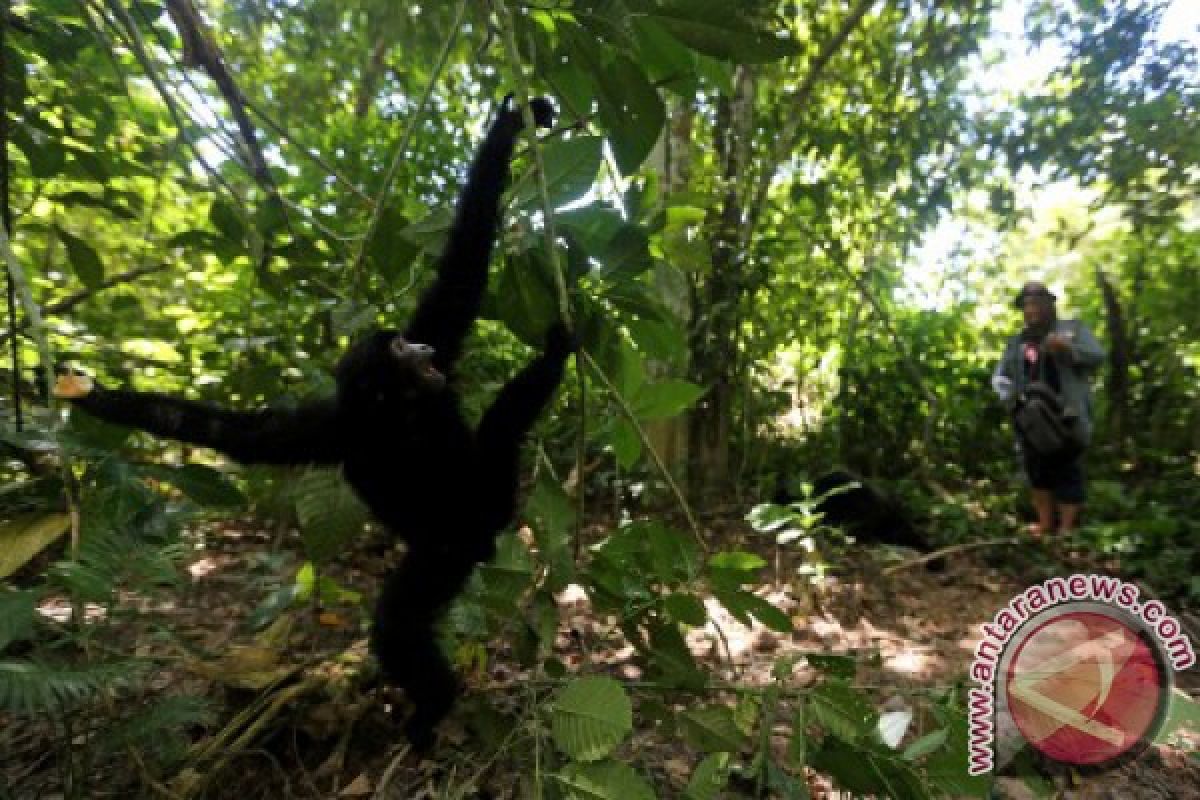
[476,323,573,457]
[402,96,555,375]
[474,323,573,528]
[57,376,343,466]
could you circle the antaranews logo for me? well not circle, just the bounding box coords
[966,574,1195,776]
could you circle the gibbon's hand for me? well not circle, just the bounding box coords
[528,97,555,129]
[53,370,96,399]
[501,93,556,130]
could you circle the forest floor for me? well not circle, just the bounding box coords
[4,510,1199,799]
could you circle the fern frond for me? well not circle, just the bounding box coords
[0,658,146,715]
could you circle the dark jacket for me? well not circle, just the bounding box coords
[992,319,1105,442]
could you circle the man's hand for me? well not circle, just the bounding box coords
[1045,333,1072,354]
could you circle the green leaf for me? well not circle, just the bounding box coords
[645,524,702,585]
[0,513,72,580]
[715,588,792,633]
[809,681,876,743]
[556,760,657,800]
[526,475,576,592]
[923,714,993,798]
[366,206,419,283]
[209,198,247,244]
[478,533,534,612]
[137,464,246,509]
[293,468,369,564]
[491,250,561,347]
[642,0,801,63]
[610,418,642,469]
[594,55,666,174]
[902,727,948,761]
[0,590,40,650]
[788,704,808,769]
[680,705,748,753]
[57,228,104,288]
[805,653,857,680]
[631,380,705,420]
[632,17,699,96]
[519,136,604,209]
[684,752,731,800]
[708,551,767,573]
[551,676,633,762]
[255,194,288,238]
[644,619,707,689]
[663,593,707,626]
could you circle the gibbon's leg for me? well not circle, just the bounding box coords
[370,540,483,750]
[56,375,343,465]
[402,97,554,376]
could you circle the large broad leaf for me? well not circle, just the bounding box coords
[639,0,801,63]
[609,418,641,469]
[644,524,702,585]
[516,136,604,210]
[526,475,575,592]
[551,676,633,762]
[811,737,930,800]
[556,760,656,800]
[663,592,707,626]
[0,514,70,580]
[808,680,877,743]
[366,205,419,283]
[631,380,705,420]
[593,55,666,174]
[684,753,732,800]
[137,464,246,509]
[644,619,706,689]
[491,250,561,347]
[680,705,748,753]
[57,228,104,288]
[632,17,699,97]
[478,532,535,613]
[712,587,793,633]
[292,468,369,564]
[558,207,652,278]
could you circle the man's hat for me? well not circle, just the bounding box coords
[1014,280,1056,308]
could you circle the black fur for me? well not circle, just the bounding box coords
[66,96,566,749]
[775,469,942,569]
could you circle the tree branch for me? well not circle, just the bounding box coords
[0,263,169,346]
[346,0,468,301]
[740,0,877,250]
[164,0,275,192]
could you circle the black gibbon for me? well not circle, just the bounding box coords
[776,469,942,569]
[57,95,567,749]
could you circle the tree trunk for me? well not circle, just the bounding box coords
[643,100,694,489]
[1096,268,1129,450]
[688,67,755,503]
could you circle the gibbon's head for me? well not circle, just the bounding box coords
[335,330,445,410]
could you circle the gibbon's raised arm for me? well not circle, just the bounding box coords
[60,377,343,466]
[402,97,554,375]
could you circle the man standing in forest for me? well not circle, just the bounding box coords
[992,281,1105,536]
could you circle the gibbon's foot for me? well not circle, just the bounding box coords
[53,371,95,399]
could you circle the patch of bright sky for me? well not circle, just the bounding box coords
[900,0,1200,313]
